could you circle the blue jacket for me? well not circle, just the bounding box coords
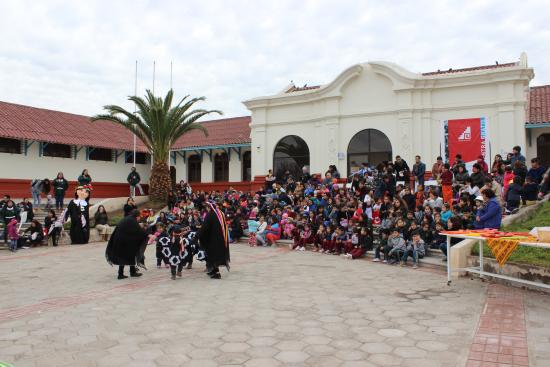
[475,198,502,229]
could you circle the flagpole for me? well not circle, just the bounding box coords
[133,60,137,168]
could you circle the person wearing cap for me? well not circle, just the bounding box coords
[64,185,91,245]
[105,209,148,279]
[198,202,230,279]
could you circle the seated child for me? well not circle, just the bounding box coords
[373,228,390,262]
[345,227,373,259]
[293,223,313,251]
[387,228,406,264]
[401,230,425,268]
[333,227,348,255]
[322,226,335,254]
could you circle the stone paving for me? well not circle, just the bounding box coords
[0,242,548,366]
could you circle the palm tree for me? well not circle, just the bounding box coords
[91,89,221,202]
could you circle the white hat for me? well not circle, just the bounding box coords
[475,195,483,201]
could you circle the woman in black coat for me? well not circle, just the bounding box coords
[64,187,90,244]
[105,209,147,279]
[198,202,230,279]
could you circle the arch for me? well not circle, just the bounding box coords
[273,135,310,180]
[347,129,392,175]
[187,154,201,183]
[537,133,550,168]
[213,152,229,182]
[242,151,252,181]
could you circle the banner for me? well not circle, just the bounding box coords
[441,117,489,171]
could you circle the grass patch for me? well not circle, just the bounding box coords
[471,201,550,268]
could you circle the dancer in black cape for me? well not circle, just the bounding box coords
[198,201,230,279]
[64,185,91,244]
[105,209,148,279]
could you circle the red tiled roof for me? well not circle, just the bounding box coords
[0,101,149,152]
[422,62,517,76]
[0,101,251,152]
[171,116,251,149]
[286,85,321,93]
[527,85,550,125]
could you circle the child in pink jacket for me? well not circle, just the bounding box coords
[7,218,19,252]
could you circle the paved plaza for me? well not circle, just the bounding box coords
[1,243,549,367]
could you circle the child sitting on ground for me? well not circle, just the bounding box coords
[293,223,313,251]
[313,224,326,252]
[322,225,335,254]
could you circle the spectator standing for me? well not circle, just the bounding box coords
[491,154,503,174]
[509,146,526,166]
[412,155,426,189]
[431,156,444,180]
[265,170,276,192]
[2,200,19,243]
[440,163,454,204]
[53,172,69,210]
[78,169,92,186]
[127,167,144,197]
[31,179,43,207]
[394,155,411,184]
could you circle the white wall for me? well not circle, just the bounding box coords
[0,143,150,183]
[246,59,533,177]
[171,148,251,183]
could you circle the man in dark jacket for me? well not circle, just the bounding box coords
[394,156,410,183]
[127,167,144,197]
[470,164,486,189]
[198,202,230,279]
[1,200,19,243]
[105,209,147,279]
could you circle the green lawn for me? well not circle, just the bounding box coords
[471,201,550,268]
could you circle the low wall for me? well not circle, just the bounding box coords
[0,178,149,198]
[467,256,550,291]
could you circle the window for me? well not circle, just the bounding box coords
[187,155,201,182]
[243,151,251,181]
[273,135,310,180]
[214,152,229,182]
[43,143,71,158]
[125,152,148,165]
[347,129,392,175]
[89,148,112,162]
[0,137,21,154]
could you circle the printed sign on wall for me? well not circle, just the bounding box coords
[441,117,489,171]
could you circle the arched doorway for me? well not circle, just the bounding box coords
[537,133,550,167]
[242,151,251,181]
[273,135,310,180]
[187,154,201,182]
[347,129,392,175]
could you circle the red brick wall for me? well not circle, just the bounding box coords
[0,178,149,199]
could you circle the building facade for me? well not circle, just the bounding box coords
[1,54,549,198]
[244,53,545,180]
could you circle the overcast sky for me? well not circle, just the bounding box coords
[1,0,549,119]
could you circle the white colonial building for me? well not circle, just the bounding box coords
[0,53,549,197]
[243,53,546,179]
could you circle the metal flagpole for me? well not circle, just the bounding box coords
[170,61,173,90]
[133,60,138,168]
[152,61,156,95]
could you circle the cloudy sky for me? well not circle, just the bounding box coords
[1,0,549,119]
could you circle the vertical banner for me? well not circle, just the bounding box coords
[441,117,489,172]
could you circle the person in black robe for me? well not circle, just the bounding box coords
[105,209,148,279]
[198,202,230,279]
[64,186,90,244]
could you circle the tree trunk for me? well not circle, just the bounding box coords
[149,161,171,203]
